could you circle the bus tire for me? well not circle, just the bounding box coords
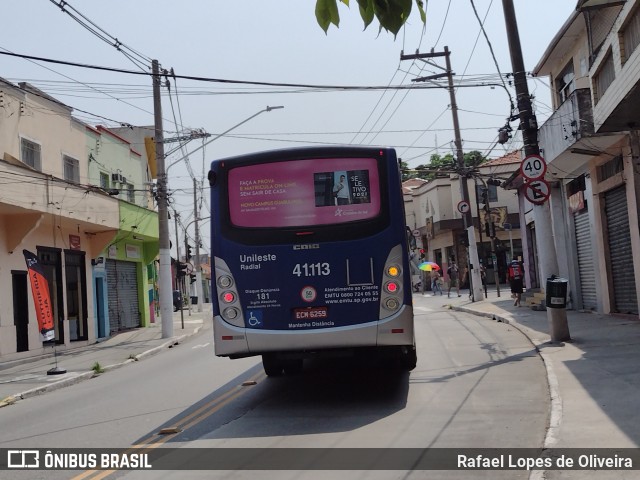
[262,354,284,377]
[399,346,417,371]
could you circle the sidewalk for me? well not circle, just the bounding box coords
[0,306,208,407]
[420,288,640,454]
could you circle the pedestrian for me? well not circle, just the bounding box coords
[480,261,487,295]
[431,269,443,295]
[507,258,525,306]
[447,259,461,298]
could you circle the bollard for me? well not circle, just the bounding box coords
[546,275,571,342]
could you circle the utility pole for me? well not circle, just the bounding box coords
[174,210,184,329]
[153,59,173,338]
[401,47,484,301]
[474,180,489,298]
[193,177,203,313]
[502,0,569,341]
[184,232,192,317]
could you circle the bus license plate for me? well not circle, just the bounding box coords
[293,307,328,320]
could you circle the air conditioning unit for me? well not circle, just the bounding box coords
[121,176,127,184]
[111,173,124,183]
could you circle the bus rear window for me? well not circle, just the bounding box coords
[228,157,381,228]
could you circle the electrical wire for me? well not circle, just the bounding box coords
[48,0,152,72]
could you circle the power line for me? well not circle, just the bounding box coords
[0,50,517,92]
[48,0,152,72]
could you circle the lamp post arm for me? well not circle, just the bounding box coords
[166,106,284,173]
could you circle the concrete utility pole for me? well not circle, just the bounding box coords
[400,48,484,302]
[502,0,569,341]
[153,59,174,339]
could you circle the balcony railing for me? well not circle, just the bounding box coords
[538,88,594,163]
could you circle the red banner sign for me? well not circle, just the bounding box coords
[23,250,55,341]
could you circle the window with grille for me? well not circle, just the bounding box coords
[598,155,623,182]
[622,7,640,63]
[127,183,135,202]
[594,52,615,103]
[555,61,575,104]
[63,155,80,183]
[21,138,41,171]
[99,172,109,189]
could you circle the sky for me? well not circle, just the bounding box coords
[1,0,578,254]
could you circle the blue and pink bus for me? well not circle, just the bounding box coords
[208,146,416,375]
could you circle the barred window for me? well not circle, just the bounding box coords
[622,7,640,63]
[127,183,135,203]
[555,61,575,104]
[63,155,80,183]
[594,52,615,103]
[21,138,41,171]
[99,172,109,189]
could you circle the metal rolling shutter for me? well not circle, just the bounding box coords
[604,186,638,314]
[106,259,141,333]
[574,210,597,310]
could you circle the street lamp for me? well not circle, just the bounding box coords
[158,106,284,332]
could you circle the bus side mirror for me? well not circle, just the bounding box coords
[208,170,217,187]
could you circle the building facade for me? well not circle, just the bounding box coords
[404,152,522,290]
[0,78,159,360]
[524,0,640,315]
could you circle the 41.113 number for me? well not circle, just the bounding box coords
[292,262,330,277]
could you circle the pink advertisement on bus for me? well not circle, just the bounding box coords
[228,157,381,228]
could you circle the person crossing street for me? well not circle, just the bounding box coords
[447,259,461,298]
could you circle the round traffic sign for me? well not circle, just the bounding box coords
[524,179,550,205]
[521,154,547,181]
[457,200,470,214]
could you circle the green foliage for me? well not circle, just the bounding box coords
[399,159,411,181]
[316,0,426,36]
[92,361,105,374]
[404,150,489,180]
[429,153,455,170]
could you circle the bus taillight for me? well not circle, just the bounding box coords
[384,298,400,310]
[385,281,399,293]
[387,265,400,277]
[222,291,236,303]
[223,307,239,320]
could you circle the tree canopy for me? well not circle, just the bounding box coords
[402,151,487,181]
[315,0,426,36]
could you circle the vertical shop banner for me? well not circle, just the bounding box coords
[23,250,55,341]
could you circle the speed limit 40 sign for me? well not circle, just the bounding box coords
[521,154,547,181]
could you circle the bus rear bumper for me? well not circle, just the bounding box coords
[213,306,414,358]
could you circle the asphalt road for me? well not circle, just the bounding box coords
[0,295,548,479]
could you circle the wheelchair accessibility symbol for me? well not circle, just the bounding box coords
[246,310,263,328]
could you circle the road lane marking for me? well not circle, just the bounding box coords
[71,369,266,480]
